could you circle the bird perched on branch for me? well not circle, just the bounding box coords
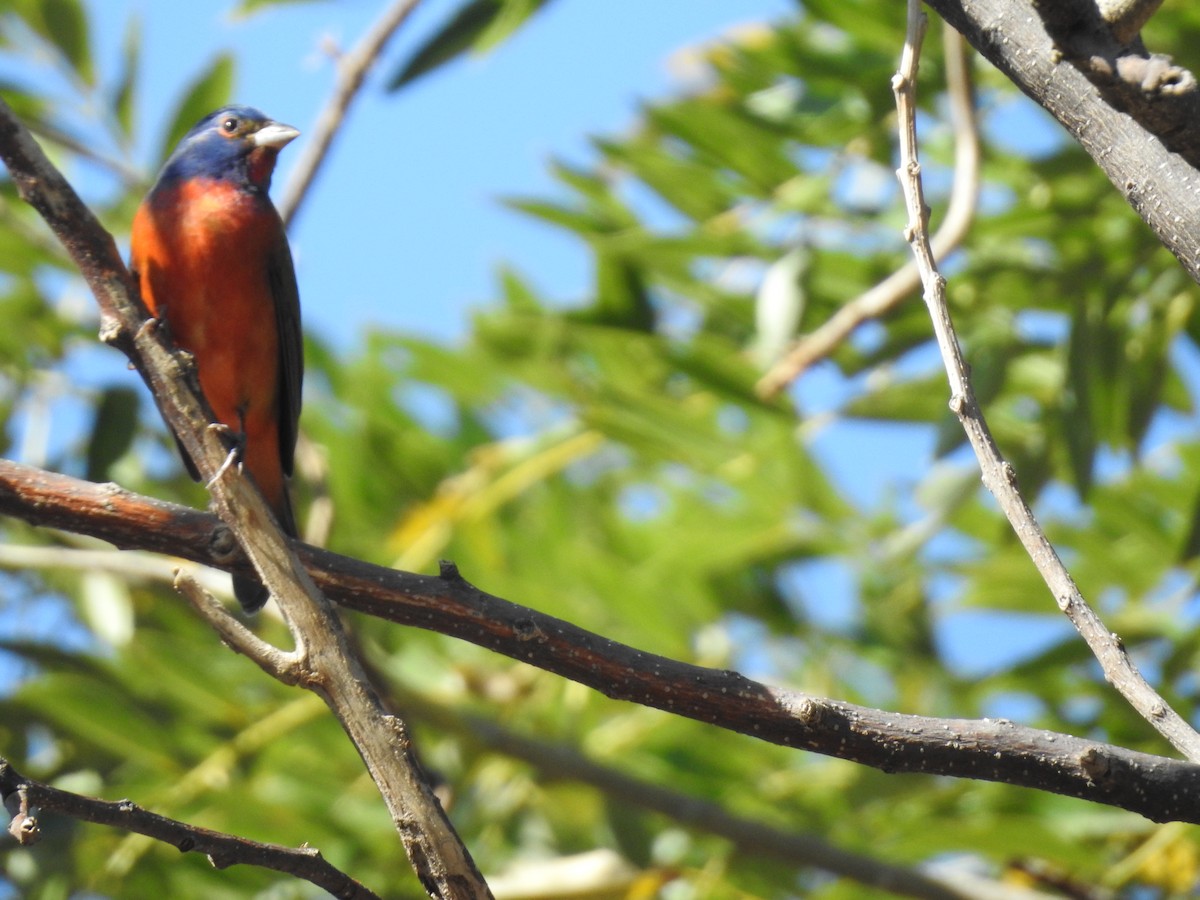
[131,105,303,612]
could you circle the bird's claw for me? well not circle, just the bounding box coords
[133,316,159,341]
[205,423,244,488]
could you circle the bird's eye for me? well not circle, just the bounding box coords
[221,117,239,134]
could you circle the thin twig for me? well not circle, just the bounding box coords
[757,21,980,397]
[174,570,306,680]
[4,460,1200,824]
[277,0,423,227]
[0,540,227,595]
[890,0,1200,761]
[0,756,380,899]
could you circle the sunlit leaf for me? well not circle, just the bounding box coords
[231,0,329,17]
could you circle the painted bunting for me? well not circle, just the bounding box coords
[130,105,303,612]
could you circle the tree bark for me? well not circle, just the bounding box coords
[925,0,1200,287]
[4,459,1200,826]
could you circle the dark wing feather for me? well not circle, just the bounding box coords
[267,221,303,477]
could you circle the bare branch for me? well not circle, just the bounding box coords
[756,21,980,397]
[173,570,307,681]
[0,756,380,899]
[396,689,989,900]
[0,100,491,898]
[926,0,1200,288]
[4,460,1200,824]
[0,539,226,594]
[891,0,1200,761]
[278,0,423,227]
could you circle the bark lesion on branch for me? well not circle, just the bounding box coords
[928,0,1200,288]
[1032,0,1197,131]
[1096,0,1165,44]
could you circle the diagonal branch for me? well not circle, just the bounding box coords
[0,100,490,898]
[891,0,1200,760]
[0,755,380,899]
[3,459,1200,825]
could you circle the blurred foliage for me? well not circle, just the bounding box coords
[1,0,1200,898]
[386,0,561,91]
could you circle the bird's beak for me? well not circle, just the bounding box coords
[252,122,300,149]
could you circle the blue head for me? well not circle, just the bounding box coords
[155,105,299,192]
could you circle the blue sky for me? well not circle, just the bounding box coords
[86,0,797,347]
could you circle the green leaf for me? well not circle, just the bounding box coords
[386,0,558,91]
[845,374,950,423]
[596,135,735,221]
[475,0,549,50]
[1062,302,1097,496]
[20,0,95,86]
[85,386,140,482]
[496,264,542,314]
[231,0,329,17]
[109,15,140,145]
[589,252,655,332]
[157,53,235,163]
[646,100,796,195]
[1178,485,1200,561]
[16,673,180,771]
[503,196,611,236]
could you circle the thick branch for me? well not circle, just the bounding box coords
[3,460,1200,825]
[925,0,1200,288]
[0,756,379,899]
[0,101,489,898]
[397,689,978,900]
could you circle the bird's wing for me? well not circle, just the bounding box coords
[267,220,303,477]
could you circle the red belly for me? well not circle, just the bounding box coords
[131,178,286,511]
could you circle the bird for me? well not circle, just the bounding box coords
[130,105,303,612]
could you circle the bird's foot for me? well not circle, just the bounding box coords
[205,423,245,488]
